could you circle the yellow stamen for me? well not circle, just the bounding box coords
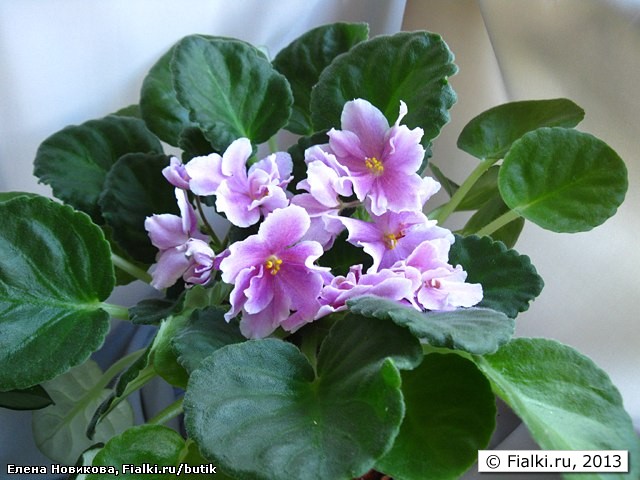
[364,156,384,175]
[265,255,283,275]
[383,231,405,250]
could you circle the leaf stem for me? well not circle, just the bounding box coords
[147,397,184,426]
[56,349,144,432]
[268,134,279,154]
[111,253,152,284]
[300,329,320,374]
[100,302,130,320]
[99,364,157,421]
[431,157,496,225]
[98,350,146,392]
[194,196,221,249]
[475,209,521,237]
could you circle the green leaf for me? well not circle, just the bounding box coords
[172,307,245,374]
[0,384,53,410]
[140,43,196,146]
[428,163,458,198]
[172,35,293,151]
[499,127,628,232]
[149,315,190,389]
[348,296,513,355]
[0,197,114,390]
[111,104,141,118]
[0,191,40,203]
[101,225,147,286]
[33,115,162,221]
[449,235,543,318]
[458,98,585,160]
[310,31,457,147]
[456,165,499,211]
[99,152,178,264]
[475,338,640,480]
[32,360,134,465]
[377,353,495,480]
[129,295,185,325]
[179,126,217,160]
[273,22,369,134]
[460,196,525,248]
[87,425,185,480]
[87,348,154,440]
[184,315,422,480]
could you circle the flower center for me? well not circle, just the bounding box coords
[427,278,442,289]
[265,255,283,275]
[383,231,405,250]
[364,156,384,175]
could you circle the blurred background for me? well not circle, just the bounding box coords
[1,1,638,478]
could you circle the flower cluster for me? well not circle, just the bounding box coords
[145,99,482,338]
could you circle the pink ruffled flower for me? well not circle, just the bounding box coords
[340,210,454,273]
[185,138,293,228]
[316,265,416,318]
[327,99,433,215]
[162,156,191,190]
[219,205,328,339]
[145,189,214,289]
[394,239,483,311]
[290,145,354,248]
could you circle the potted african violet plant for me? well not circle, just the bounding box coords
[0,22,637,480]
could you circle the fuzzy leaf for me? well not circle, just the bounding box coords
[458,98,585,159]
[172,36,292,151]
[449,235,543,317]
[99,152,178,264]
[33,115,162,221]
[499,127,627,232]
[377,354,495,480]
[475,338,640,480]
[273,22,369,134]
[184,315,422,480]
[32,360,133,465]
[311,31,457,148]
[348,296,513,355]
[0,197,113,390]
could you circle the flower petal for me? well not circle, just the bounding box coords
[340,99,389,157]
[149,246,190,290]
[258,205,310,252]
[145,214,186,250]
[185,152,224,196]
[221,137,252,178]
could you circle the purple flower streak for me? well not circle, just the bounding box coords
[144,189,214,289]
[327,99,435,215]
[185,137,293,228]
[219,205,328,339]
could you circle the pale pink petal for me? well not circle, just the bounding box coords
[382,124,425,174]
[340,98,389,157]
[239,290,291,339]
[145,214,186,250]
[215,180,259,228]
[220,235,269,283]
[149,246,190,290]
[244,268,275,314]
[225,267,255,322]
[259,205,310,252]
[220,137,252,178]
[185,152,224,196]
[162,157,191,190]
